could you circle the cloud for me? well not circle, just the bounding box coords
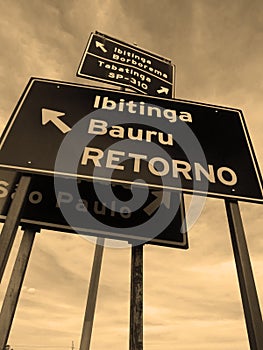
[22,286,36,295]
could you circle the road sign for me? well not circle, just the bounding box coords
[77,31,174,97]
[0,170,188,248]
[0,78,262,203]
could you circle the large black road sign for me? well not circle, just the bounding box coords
[0,170,188,248]
[77,31,174,97]
[0,78,262,203]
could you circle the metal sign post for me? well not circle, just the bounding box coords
[129,244,143,350]
[0,175,31,282]
[79,237,105,350]
[129,57,175,350]
[225,200,263,349]
[0,225,38,349]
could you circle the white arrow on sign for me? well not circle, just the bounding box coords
[95,41,107,53]
[42,108,71,134]
[157,86,169,95]
[143,191,171,216]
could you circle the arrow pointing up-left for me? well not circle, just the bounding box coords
[95,41,107,53]
[42,108,71,134]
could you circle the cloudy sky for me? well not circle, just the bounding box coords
[0,0,263,349]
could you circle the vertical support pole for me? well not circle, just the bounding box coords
[0,175,31,283]
[79,237,105,350]
[0,226,37,349]
[129,244,143,350]
[225,200,263,349]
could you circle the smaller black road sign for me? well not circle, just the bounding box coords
[0,170,188,248]
[77,31,174,97]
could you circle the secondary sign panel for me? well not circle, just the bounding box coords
[0,78,262,203]
[0,170,188,248]
[77,31,174,97]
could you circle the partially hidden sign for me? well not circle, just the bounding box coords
[0,170,188,248]
[77,31,174,97]
[0,78,262,203]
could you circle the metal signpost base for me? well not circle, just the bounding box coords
[0,175,31,283]
[129,244,143,350]
[79,237,105,350]
[0,226,37,349]
[225,200,263,349]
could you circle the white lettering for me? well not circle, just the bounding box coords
[195,164,215,183]
[80,147,238,188]
[102,96,116,110]
[120,206,131,218]
[179,112,192,122]
[146,130,157,142]
[0,181,9,198]
[109,126,124,138]
[76,199,88,212]
[81,147,103,166]
[106,150,125,170]
[93,96,192,124]
[56,192,73,207]
[29,191,42,204]
[172,160,192,180]
[149,157,169,176]
[217,167,237,186]
[128,153,147,172]
[163,109,177,123]
[88,119,107,135]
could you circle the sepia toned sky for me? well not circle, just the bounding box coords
[0,0,263,349]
